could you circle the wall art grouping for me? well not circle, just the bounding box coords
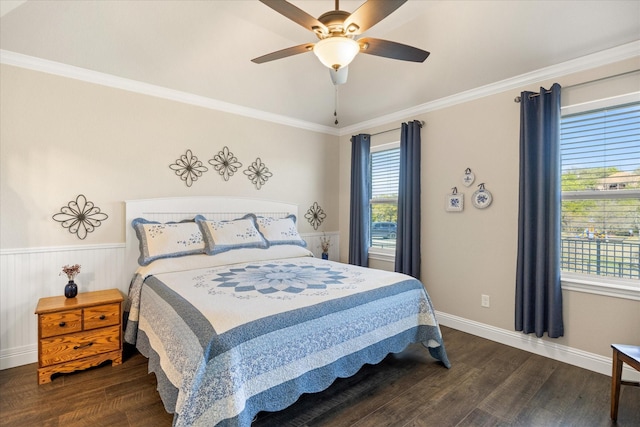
[52,194,108,240]
[169,147,273,190]
[446,168,493,212]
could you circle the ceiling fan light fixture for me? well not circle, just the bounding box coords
[313,37,359,70]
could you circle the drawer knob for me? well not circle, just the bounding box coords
[59,322,66,327]
[99,315,106,320]
[73,342,93,350]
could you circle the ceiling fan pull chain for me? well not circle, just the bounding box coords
[334,86,339,125]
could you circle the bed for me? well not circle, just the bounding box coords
[123,197,450,427]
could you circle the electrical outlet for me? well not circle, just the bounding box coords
[481,294,490,308]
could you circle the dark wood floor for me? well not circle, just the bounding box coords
[1,327,638,426]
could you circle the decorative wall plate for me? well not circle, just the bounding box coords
[445,187,464,212]
[472,183,492,209]
[462,168,475,187]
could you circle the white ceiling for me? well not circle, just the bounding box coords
[1,1,639,130]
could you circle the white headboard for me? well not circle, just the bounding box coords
[124,196,299,277]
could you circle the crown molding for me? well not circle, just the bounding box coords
[0,50,340,136]
[2,41,638,138]
[339,40,640,136]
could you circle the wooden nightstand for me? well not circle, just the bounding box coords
[35,288,123,384]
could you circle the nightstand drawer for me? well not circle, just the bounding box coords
[84,303,120,330]
[39,325,121,367]
[40,310,82,338]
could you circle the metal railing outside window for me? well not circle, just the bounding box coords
[561,237,640,279]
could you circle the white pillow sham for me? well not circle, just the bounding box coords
[195,214,269,255]
[132,218,205,266]
[256,214,307,247]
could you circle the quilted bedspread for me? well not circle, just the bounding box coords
[124,247,450,427]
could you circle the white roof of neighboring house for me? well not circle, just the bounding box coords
[597,171,640,189]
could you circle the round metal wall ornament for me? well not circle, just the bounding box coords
[304,202,326,230]
[472,183,493,209]
[169,149,209,187]
[462,168,475,187]
[243,157,272,190]
[52,194,108,240]
[208,146,242,181]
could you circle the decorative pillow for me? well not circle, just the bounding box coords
[195,214,269,255]
[256,215,307,247]
[132,218,205,266]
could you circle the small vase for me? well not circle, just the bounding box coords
[321,252,329,260]
[64,280,78,298]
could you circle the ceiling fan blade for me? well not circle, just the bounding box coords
[259,0,328,35]
[251,43,315,64]
[358,37,430,62]
[343,0,407,35]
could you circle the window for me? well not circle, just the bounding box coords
[560,102,640,282]
[370,145,400,253]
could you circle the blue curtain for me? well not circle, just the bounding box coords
[349,134,371,267]
[395,121,422,278]
[515,83,564,338]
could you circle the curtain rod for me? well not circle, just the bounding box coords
[370,120,425,137]
[513,69,640,103]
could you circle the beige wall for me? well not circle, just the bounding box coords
[1,57,638,367]
[0,64,340,249]
[0,64,342,369]
[338,58,640,359]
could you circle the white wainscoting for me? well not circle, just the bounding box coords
[301,232,340,261]
[0,243,128,369]
[0,232,339,369]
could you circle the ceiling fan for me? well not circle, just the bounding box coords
[252,0,430,81]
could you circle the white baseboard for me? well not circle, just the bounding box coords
[0,344,37,370]
[436,311,640,382]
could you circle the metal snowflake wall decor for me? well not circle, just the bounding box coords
[243,157,273,190]
[305,202,326,230]
[169,149,208,187]
[208,146,242,181]
[52,194,108,240]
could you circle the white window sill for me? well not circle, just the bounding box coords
[368,247,395,263]
[561,272,640,301]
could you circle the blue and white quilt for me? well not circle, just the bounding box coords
[124,245,450,427]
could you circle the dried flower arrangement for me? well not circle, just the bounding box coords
[320,234,330,254]
[61,264,81,281]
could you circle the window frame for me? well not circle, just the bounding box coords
[559,92,640,301]
[369,141,400,261]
